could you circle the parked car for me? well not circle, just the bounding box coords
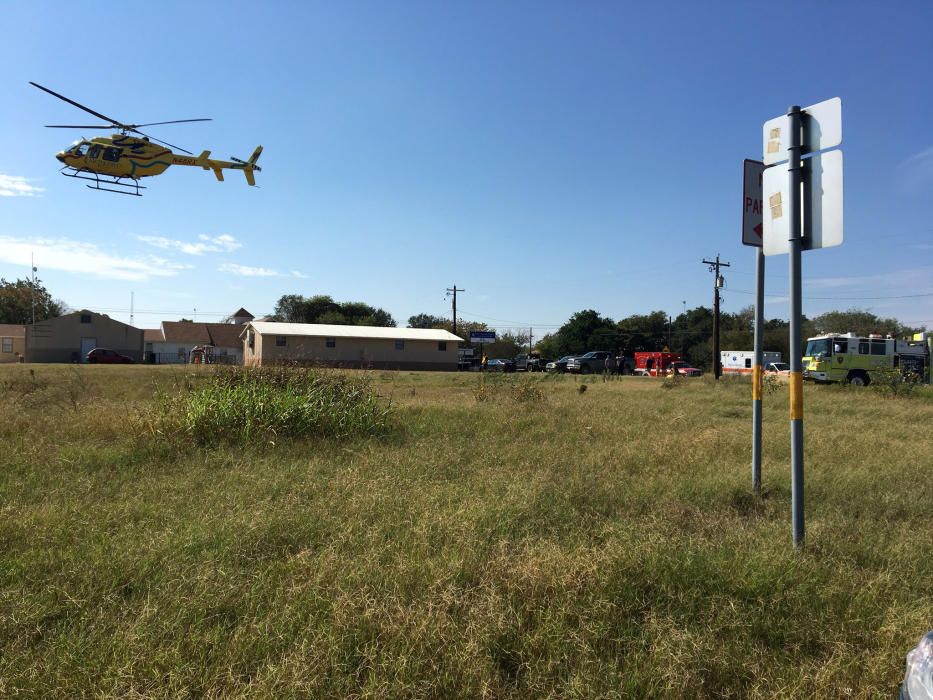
[86,348,134,364]
[667,360,702,377]
[545,355,576,373]
[567,351,615,374]
[486,358,516,373]
[766,362,790,375]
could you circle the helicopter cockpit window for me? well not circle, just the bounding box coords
[87,144,102,159]
[102,147,122,162]
[74,143,89,156]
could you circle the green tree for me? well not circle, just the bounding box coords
[616,311,671,353]
[485,331,528,359]
[811,308,914,337]
[270,294,396,327]
[408,313,449,329]
[545,310,617,357]
[0,278,66,324]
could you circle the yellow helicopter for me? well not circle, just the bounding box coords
[31,82,262,196]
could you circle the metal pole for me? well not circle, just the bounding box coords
[713,272,721,379]
[31,253,36,326]
[787,105,805,547]
[752,246,765,493]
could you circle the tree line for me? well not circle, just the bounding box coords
[406,306,923,370]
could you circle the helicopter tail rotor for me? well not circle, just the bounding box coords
[229,146,262,185]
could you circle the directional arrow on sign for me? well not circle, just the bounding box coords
[742,159,765,247]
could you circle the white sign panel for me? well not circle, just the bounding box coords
[742,159,764,246]
[762,150,844,256]
[762,97,842,165]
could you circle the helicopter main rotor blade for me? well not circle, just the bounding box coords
[132,129,193,155]
[130,118,212,127]
[30,82,127,129]
[45,125,116,129]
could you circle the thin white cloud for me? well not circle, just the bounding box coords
[898,146,933,194]
[807,265,933,291]
[0,174,44,197]
[137,233,241,255]
[290,270,309,279]
[0,237,191,281]
[219,263,281,277]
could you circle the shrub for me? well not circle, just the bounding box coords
[165,366,392,444]
[871,366,925,399]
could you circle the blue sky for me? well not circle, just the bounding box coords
[2,1,931,334]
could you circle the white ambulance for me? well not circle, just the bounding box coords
[721,350,783,375]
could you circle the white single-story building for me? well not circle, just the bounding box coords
[242,322,462,370]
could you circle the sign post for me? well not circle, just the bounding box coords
[787,106,805,547]
[743,159,765,493]
[762,97,843,547]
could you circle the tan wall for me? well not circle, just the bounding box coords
[26,312,144,363]
[246,333,458,370]
[0,336,26,363]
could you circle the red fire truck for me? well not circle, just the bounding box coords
[634,351,683,376]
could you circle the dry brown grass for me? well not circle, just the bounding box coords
[0,364,930,697]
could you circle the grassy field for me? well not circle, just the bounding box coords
[1,364,931,698]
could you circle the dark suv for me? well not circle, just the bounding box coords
[566,351,615,374]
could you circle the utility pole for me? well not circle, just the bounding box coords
[130,291,135,327]
[446,284,465,337]
[681,300,687,352]
[30,253,37,326]
[702,255,730,379]
[528,327,534,352]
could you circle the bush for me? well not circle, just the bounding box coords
[166,365,393,444]
[871,366,925,399]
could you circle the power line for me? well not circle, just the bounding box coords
[726,288,933,301]
[457,308,563,327]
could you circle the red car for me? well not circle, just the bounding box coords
[667,361,702,377]
[86,347,134,364]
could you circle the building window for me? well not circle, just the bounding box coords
[395,340,405,350]
[326,337,336,348]
[438,341,447,351]
[1,338,12,353]
[80,314,92,324]
[247,331,254,349]
[276,335,287,347]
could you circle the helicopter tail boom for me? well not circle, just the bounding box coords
[189,146,262,186]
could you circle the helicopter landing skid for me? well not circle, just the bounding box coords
[61,167,145,196]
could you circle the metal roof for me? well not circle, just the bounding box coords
[248,321,462,342]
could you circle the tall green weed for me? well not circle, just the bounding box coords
[163,365,393,444]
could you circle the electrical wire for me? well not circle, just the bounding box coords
[726,288,933,301]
